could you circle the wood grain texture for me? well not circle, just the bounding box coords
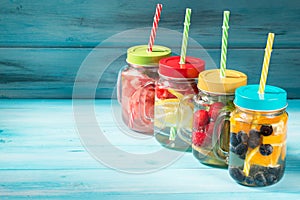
[0,99,299,199]
[1,48,299,98]
[0,0,299,48]
[0,0,299,98]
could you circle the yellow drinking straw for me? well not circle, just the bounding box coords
[243,33,275,176]
[258,33,275,98]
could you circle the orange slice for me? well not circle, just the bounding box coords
[230,120,251,134]
[248,145,282,167]
[262,134,286,144]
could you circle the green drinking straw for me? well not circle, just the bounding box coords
[220,11,230,78]
[179,8,192,64]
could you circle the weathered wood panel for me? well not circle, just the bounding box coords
[0,0,299,98]
[0,48,299,98]
[0,0,299,48]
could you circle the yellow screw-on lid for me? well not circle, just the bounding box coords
[197,69,247,94]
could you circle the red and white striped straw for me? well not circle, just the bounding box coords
[147,4,163,52]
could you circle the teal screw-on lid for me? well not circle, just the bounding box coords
[234,84,287,111]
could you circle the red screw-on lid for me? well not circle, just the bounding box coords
[159,56,205,78]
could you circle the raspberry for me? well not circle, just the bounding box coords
[193,110,209,129]
[192,130,206,146]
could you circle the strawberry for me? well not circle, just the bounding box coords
[193,110,209,128]
[192,130,206,146]
[208,102,225,121]
[156,87,176,99]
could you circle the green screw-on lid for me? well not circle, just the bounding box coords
[126,45,171,66]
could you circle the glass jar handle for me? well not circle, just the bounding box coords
[176,94,194,142]
[212,111,231,164]
[139,81,155,123]
[116,66,127,104]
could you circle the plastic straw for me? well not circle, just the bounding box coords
[179,8,192,64]
[147,4,163,52]
[220,11,230,78]
[258,33,275,96]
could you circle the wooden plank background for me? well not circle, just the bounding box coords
[0,0,299,98]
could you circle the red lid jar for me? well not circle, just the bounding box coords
[154,56,205,152]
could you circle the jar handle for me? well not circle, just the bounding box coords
[212,111,231,164]
[127,80,155,129]
[175,94,194,143]
[116,66,127,104]
[139,81,155,123]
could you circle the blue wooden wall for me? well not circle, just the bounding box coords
[0,0,299,98]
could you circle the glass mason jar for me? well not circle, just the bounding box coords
[229,85,288,187]
[117,45,171,134]
[154,56,205,151]
[192,69,247,167]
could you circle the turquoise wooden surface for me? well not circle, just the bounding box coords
[0,99,300,199]
[0,0,300,98]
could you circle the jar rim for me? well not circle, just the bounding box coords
[158,72,197,81]
[199,88,235,96]
[234,102,288,112]
[128,63,159,68]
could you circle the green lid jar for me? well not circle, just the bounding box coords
[117,45,171,134]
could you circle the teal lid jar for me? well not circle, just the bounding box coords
[234,84,287,111]
[229,84,288,187]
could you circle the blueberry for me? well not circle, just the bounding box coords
[248,130,261,148]
[229,167,245,182]
[245,176,255,185]
[239,153,246,160]
[254,172,267,186]
[230,133,240,147]
[266,173,278,185]
[230,146,236,153]
[238,131,249,144]
[236,132,242,144]
[268,166,281,175]
[259,144,273,156]
[249,165,265,177]
[235,143,248,156]
[260,125,273,136]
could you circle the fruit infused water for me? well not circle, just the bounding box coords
[154,56,205,151]
[118,45,171,133]
[229,85,288,186]
[192,69,247,167]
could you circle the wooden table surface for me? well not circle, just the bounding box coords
[0,99,299,199]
